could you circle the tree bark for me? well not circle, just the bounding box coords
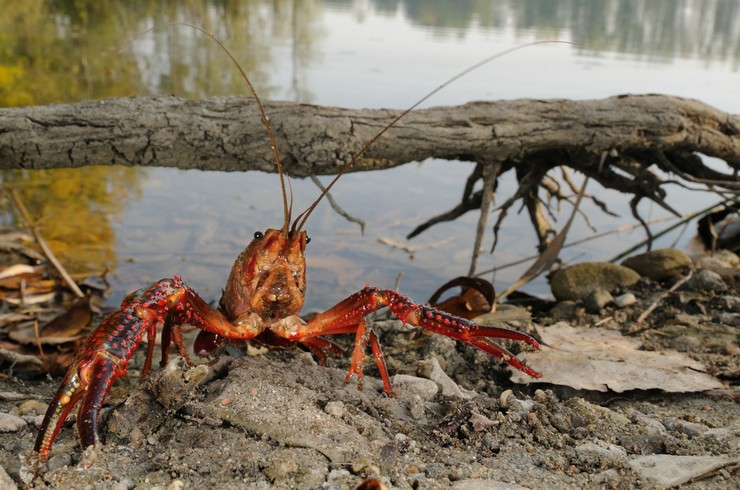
[1,95,737,179]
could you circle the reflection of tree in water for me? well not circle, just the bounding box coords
[1,168,143,275]
[376,0,739,64]
[0,0,321,275]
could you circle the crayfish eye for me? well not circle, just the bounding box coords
[305,235,311,244]
[254,231,264,240]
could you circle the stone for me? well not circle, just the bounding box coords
[550,262,640,301]
[614,293,637,308]
[0,412,26,433]
[391,374,439,401]
[688,269,727,291]
[622,248,691,281]
[584,288,613,313]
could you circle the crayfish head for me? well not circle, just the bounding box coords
[220,228,308,322]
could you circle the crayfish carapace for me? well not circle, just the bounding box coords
[34,29,544,460]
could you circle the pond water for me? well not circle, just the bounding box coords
[1,0,738,310]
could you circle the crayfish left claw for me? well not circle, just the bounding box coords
[34,350,124,459]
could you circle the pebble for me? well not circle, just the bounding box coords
[0,412,26,433]
[470,410,497,432]
[716,295,740,312]
[17,400,48,417]
[166,479,184,490]
[614,292,637,308]
[416,358,476,399]
[0,464,17,490]
[110,478,134,490]
[688,269,727,291]
[694,250,739,269]
[550,262,640,301]
[391,374,439,401]
[622,248,691,281]
[591,468,620,486]
[629,411,666,433]
[324,401,345,417]
[663,417,709,438]
[717,312,740,326]
[574,441,627,466]
[47,452,73,471]
[585,288,613,313]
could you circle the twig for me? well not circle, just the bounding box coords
[310,176,366,234]
[7,189,85,298]
[477,216,676,276]
[608,196,739,263]
[496,177,589,301]
[635,269,693,324]
[468,162,499,276]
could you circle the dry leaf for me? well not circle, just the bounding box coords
[41,297,93,338]
[509,322,724,392]
[629,455,739,487]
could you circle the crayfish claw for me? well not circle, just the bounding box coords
[34,351,124,459]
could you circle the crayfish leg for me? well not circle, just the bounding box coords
[344,320,393,395]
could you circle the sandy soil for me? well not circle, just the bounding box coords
[1,263,738,489]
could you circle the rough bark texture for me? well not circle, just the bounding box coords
[0,94,737,177]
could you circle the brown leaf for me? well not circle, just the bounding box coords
[510,322,725,392]
[41,296,93,339]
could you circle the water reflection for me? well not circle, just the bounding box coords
[0,0,737,307]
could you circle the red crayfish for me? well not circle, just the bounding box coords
[34,30,543,460]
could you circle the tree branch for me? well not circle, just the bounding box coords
[1,95,737,181]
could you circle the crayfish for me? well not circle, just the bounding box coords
[34,30,543,460]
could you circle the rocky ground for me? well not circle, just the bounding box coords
[0,248,738,489]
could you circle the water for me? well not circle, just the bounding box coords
[1,0,738,310]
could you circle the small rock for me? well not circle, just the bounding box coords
[548,300,578,320]
[663,417,709,438]
[416,358,476,399]
[470,410,497,432]
[614,293,637,308]
[591,468,620,486]
[322,469,353,490]
[622,248,691,281]
[17,400,48,417]
[717,312,740,326]
[688,269,727,291]
[166,480,184,490]
[324,401,345,417]
[629,411,666,433]
[391,374,439,401]
[0,464,17,490]
[716,295,740,312]
[47,452,73,471]
[584,288,613,313]
[0,412,26,433]
[574,441,628,466]
[550,262,640,301]
[110,478,134,490]
[694,249,739,269]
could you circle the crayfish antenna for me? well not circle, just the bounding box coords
[292,40,575,234]
[122,22,293,236]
